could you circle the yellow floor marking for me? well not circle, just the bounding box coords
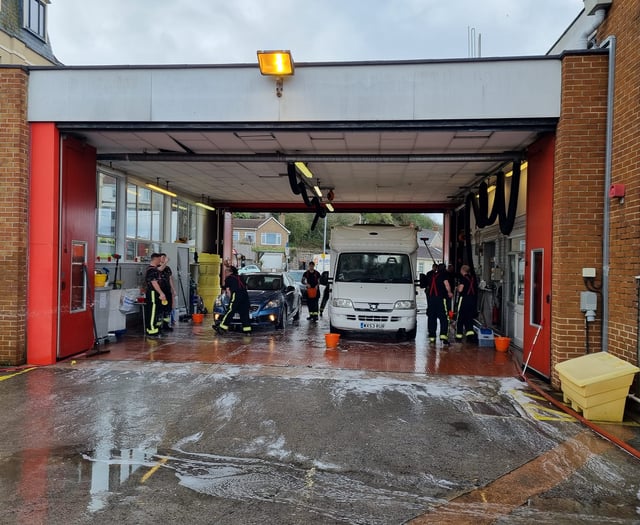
[0,367,38,381]
[141,457,168,483]
[510,389,576,422]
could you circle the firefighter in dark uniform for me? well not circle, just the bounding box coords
[214,265,252,335]
[158,253,177,332]
[422,263,437,335]
[455,264,478,343]
[427,263,453,345]
[302,261,321,322]
[144,253,166,338]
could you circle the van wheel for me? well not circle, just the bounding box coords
[397,328,416,340]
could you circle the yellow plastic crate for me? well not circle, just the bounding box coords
[555,352,639,422]
[199,253,221,263]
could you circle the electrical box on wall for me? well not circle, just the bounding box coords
[580,291,598,312]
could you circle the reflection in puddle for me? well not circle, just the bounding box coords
[82,434,440,524]
[82,445,157,512]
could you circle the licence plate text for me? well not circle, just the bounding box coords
[360,322,384,329]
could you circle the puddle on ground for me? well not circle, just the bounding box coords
[79,440,441,524]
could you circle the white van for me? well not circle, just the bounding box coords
[327,225,418,338]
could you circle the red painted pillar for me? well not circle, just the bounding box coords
[27,123,60,365]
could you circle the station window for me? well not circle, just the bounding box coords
[96,171,199,262]
[24,0,47,40]
[96,172,118,260]
[530,249,544,326]
[125,183,165,261]
[171,199,196,243]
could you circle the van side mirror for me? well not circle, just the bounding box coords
[320,271,329,286]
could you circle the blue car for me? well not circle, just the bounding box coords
[213,272,302,330]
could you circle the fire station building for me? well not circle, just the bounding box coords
[0,0,638,391]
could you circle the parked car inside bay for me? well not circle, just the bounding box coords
[286,269,307,303]
[213,272,302,330]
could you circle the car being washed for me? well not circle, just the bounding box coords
[213,272,302,330]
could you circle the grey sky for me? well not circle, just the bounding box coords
[47,1,584,66]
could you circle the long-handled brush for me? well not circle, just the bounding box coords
[521,319,543,378]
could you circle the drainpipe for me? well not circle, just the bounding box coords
[576,9,606,49]
[600,35,615,354]
[575,5,611,351]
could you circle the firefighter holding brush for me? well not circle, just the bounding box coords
[455,264,478,344]
[427,263,453,345]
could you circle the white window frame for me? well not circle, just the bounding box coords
[24,0,47,40]
[261,232,281,246]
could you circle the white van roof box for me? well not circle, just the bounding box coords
[330,225,418,252]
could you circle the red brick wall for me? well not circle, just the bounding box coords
[0,67,29,365]
[598,0,640,366]
[552,53,609,385]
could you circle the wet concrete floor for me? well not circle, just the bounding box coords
[1,314,639,524]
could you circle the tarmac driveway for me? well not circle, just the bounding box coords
[0,360,638,524]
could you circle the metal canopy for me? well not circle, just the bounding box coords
[30,59,562,212]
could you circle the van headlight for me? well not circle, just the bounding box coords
[394,300,415,309]
[332,298,353,308]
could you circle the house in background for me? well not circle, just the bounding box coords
[232,217,290,271]
[0,0,60,65]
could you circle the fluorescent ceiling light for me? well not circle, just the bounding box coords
[505,161,528,178]
[146,183,177,198]
[195,202,215,211]
[295,161,313,179]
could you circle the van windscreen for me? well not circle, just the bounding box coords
[335,253,412,283]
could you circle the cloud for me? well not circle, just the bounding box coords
[47,0,584,66]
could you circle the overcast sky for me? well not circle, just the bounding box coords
[47,1,584,66]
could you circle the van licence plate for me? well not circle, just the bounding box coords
[360,322,384,329]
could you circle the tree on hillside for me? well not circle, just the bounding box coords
[235,212,442,253]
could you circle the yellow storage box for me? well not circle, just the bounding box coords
[555,352,639,422]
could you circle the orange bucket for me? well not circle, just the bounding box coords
[307,287,318,299]
[494,336,511,352]
[325,333,340,348]
[192,313,204,324]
